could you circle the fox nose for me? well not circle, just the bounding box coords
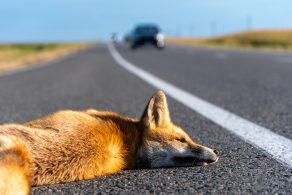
[213,149,219,155]
[200,148,219,163]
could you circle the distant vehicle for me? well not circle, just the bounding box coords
[111,33,119,43]
[125,24,165,49]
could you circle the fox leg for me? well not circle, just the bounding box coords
[0,135,31,195]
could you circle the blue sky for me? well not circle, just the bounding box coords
[0,0,291,43]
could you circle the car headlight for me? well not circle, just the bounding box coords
[156,33,165,41]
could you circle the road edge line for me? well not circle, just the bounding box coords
[108,43,292,169]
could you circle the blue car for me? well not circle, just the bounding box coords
[125,24,165,49]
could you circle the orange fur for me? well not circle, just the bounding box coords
[0,110,142,186]
[0,91,218,194]
[0,135,31,195]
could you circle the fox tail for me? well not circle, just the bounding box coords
[0,135,31,195]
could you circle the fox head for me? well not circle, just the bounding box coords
[137,91,219,168]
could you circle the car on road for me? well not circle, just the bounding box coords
[125,24,165,49]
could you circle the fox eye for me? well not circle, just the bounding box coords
[176,137,186,143]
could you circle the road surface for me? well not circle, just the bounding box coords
[0,44,291,194]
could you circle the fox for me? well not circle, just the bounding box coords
[0,91,218,195]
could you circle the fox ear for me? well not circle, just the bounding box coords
[141,90,171,128]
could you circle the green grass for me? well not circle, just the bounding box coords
[167,30,292,51]
[0,44,82,53]
[0,43,89,72]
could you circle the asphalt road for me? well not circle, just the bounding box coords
[0,43,291,194]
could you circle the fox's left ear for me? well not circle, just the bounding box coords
[141,90,171,128]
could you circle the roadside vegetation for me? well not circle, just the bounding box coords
[0,43,90,73]
[167,30,292,51]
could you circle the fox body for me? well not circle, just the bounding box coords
[0,91,218,194]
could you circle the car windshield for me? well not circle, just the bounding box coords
[135,26,159,34]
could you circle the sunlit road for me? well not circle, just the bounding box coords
[0,44,291,194]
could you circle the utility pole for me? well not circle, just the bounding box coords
[189,24,195,37]
[246,15,252,31]
[175,26,180,38]
[210,21,217,37]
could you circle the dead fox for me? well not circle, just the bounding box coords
[0,91,218,194]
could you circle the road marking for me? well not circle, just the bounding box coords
[0,46,93,78]
[108,44,292,169]
[276,57,292,64]
[186,49,195,55]
[215,53,228,59]
[168,47,178,52]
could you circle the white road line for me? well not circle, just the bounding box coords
[108,44,292,169]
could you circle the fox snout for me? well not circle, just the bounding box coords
[172,146,219,167]
[192,147,219,165]
[139,90,219,168]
